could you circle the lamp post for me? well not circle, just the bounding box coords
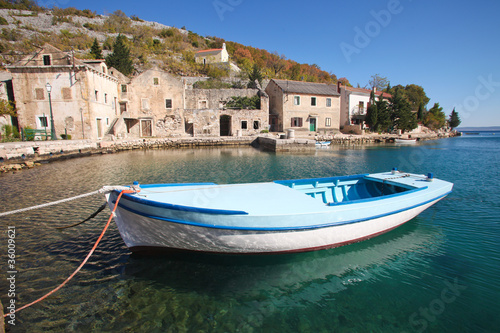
[46,83,56,140]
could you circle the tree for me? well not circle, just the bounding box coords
[424,103,446,130]
[105,34,134,75]
[247,64,263,89]
[375,96,392,132]
[448,108,461,129]
[369,74,389,91]
[403,84,430,111]
[268,51,287,77]
[365,90,378,131]
[390,88,417,133]
[417,103,425,121]
[0,99,16,116]
[90,38,103,59]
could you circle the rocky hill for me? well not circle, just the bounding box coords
[0,5,341,83]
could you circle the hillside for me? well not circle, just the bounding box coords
[0,4,341,84]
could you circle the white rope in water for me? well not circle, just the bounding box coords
[0,186,131,217]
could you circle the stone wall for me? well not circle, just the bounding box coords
[184,88,259,109]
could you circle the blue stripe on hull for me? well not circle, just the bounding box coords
[113,191,451,232]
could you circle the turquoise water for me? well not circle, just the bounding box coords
[0,134,499,332]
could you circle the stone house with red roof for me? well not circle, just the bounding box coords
[338,84,392,129]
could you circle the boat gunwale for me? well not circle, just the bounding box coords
[112,174,433,216]
[112,191,452,231]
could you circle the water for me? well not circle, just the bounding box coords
[1,134,499,332]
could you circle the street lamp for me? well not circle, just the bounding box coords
[46,83,56,140]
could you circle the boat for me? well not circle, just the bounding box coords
[315,141,331,147]
[395,138,417,144]
[105,170,453,254]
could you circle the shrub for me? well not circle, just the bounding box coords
[0,16,8,25]
[193,79,232,89]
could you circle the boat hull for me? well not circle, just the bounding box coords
[106,171,453,254]
[110,196,441,254]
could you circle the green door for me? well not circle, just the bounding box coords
[309,118,316,131]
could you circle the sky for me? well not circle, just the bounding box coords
[47,0,500,127]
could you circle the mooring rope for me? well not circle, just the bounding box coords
[2,188,137,317]
[55,202,108,229]
[0,186,130,218]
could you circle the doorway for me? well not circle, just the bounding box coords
[220,115,231,136]
[141,119,152,137]
[309,118,317,132]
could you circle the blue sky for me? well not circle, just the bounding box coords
[52,0,500,127]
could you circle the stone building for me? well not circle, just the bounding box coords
[7,44,121,140]
[110,68,186,138]
[339,84,392,128]
[184,87,269,137]
[265,79,341,133]
[7,44,269,140]
[195,43,229,65]
[0,71,15,131]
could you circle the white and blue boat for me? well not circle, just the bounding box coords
[315,141,331,147]
[106,170,453,254]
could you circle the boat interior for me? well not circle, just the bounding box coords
[275,175,414,205]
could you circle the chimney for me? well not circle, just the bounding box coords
[337,81,342,93]
[373,87,377,93]
[222,42,226,50]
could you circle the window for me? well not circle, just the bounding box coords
[153,77,159,85]
[291,117,303,127]
[119,102,127,114]
[62,87,71,100]
[241,121,248,129]
[102,66,106,74]
[326,98,332,107]
[106,118,109,125]
[294,96,300,105]
[253,121,259,130]
[35,88,45,100]
[141,98,149,110]
[166,99,172,109]
[325,117,332,127]
[95,90,98,101]
[43,55,51,66]
[104,93,108,104]
[311,97,317,106]
[38,116,48,128]
[198,100,207,109]
[121,85,127,93]
[359,101,365,112]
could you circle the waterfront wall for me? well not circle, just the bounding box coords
[0,137,256,171]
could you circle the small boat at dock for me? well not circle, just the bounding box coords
[106,170,453,254]
[315,141,331,147]
[395,138,417,144]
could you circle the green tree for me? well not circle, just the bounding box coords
[417,103,425,121]
[448,108,461,129]
[375,96,392,132]
[105,34,134,75]
[247,64,263,89]
[390,88,417,133]
[89,38,103,59]
[365,90,378,131]
[424,103,446,130]
[403,84,430,111]
[0,99,16,116]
